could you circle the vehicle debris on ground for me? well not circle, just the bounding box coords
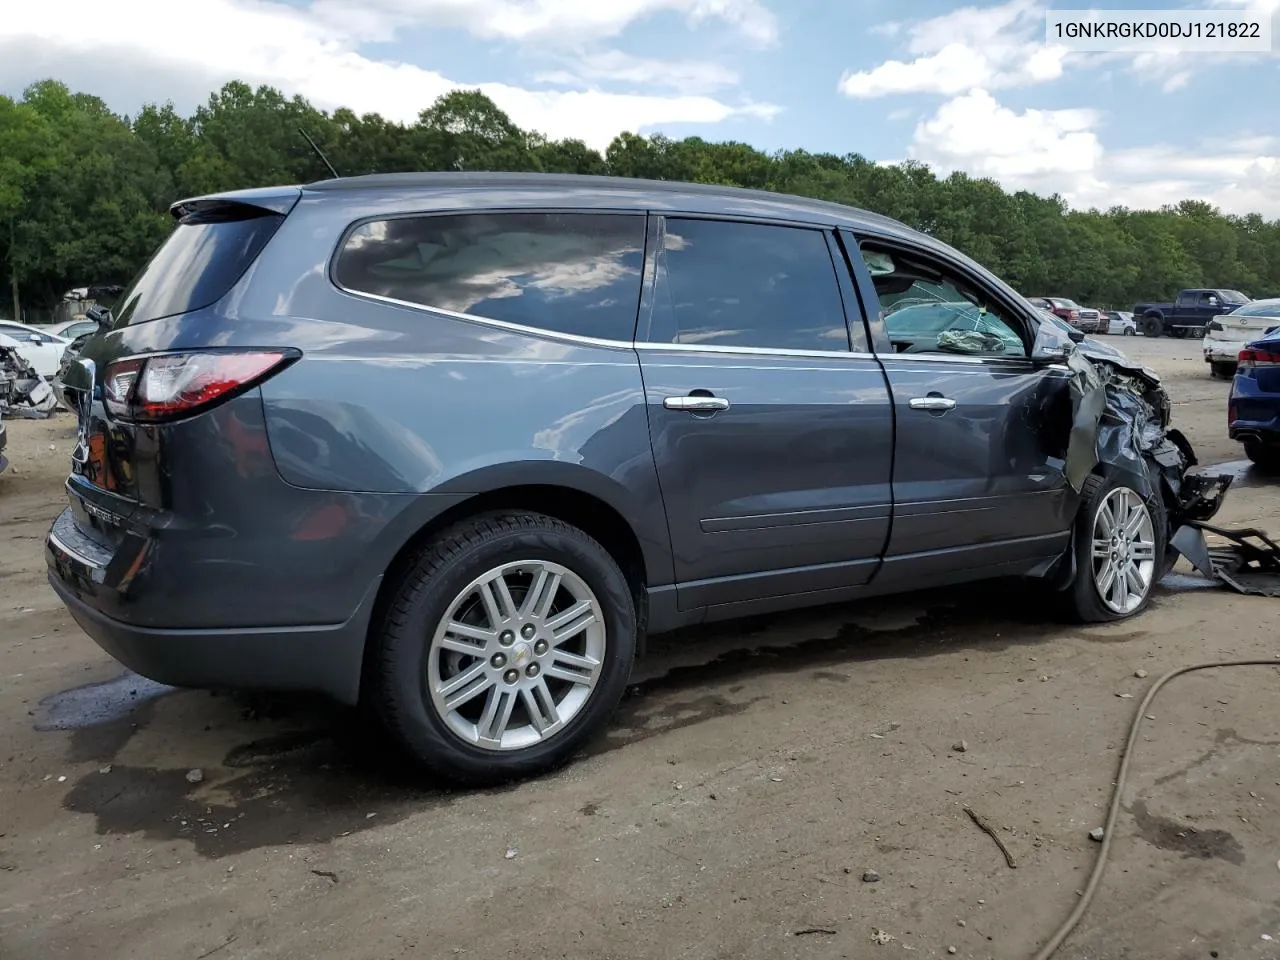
[0,338,58,420]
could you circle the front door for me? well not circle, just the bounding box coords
[637,216,895,610]
[842,231,1076,587]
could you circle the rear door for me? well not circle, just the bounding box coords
[842,230,1075,587]
[1174,290,1200,324]
[637,216,894,610]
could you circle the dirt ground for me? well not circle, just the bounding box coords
[2,336,1279,960]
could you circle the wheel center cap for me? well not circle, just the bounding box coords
[511,642,533,668]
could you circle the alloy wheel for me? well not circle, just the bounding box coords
[1090,488,1157,615]
[427,560,606,751]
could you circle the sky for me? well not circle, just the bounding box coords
[2,0,1279,216]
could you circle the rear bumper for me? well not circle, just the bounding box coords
[1205,336,1248,362]
[46,509,381,705]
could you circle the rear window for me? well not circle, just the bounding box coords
[333,212,647,342]
[112,205,284,327]
[1229,300,1280,317]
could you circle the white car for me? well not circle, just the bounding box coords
[36,317,101,341]
[1104,310,1136,335]
[1203,298,1280,378]
[0,320,70,378]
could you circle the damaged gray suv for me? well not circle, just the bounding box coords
[47,173,1230,783]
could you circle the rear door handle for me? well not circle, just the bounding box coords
[909,396,956,411]
[664,396,730,412]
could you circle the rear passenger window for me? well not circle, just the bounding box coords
[334,212,646,341]
[648,219,855,352]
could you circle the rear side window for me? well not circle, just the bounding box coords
[334,212,647,342]
[647,218,853,351]
[113,205,284,327]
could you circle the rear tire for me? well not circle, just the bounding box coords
[1065,472,1167,623]
[1244,441,1280,474]
[1210,361,1236,380]
[370,511,637,785]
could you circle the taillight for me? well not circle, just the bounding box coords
[104,350,297,422]
[1238,347,1280,369]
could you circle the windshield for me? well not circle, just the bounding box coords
[1050,298,1079,308]
[1227,299,1280,317]
[1219,290,1251,304]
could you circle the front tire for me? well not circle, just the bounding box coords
[1066,473,1167,623]
[371,512,637,784]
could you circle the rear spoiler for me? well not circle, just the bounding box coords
[169,185,302,221]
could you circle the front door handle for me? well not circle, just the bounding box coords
[664,395,730,412]
[908,396,956,411]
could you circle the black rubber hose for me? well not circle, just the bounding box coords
[1032,658,1280,960]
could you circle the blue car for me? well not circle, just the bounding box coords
[1229,329,1280,472]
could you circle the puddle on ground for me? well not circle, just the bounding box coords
[1159,572,1221,592]
[35,672,175,731]
[39,581,1128,858]
[1129,799,1245,864]
[1194,460,1273,489]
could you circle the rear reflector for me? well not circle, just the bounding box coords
[104,350,297,422]
[1238,347,1280,368]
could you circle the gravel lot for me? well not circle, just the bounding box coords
[2,334,1278,960]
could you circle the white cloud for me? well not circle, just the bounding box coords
[908,88,1280,217]
[909,89,1101,180]
[311,0,779,47]
[842,0,1278,100]
[0,0,779,150]
[840,0,1071,98]
[534,49,740,93]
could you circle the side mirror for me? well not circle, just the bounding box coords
[1207,297,1218,306]
[28,333,42,343]
[1031,318,1075,364]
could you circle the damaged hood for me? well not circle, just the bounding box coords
[1071,335,1162,386]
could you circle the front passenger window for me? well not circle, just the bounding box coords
[860,245,1027,358]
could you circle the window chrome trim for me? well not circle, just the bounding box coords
[876,352,1033,367]
[333,287,638,351]
[336,287,882,360]
[634,341,876,360]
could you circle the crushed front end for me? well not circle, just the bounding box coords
[1061,343,1278,597]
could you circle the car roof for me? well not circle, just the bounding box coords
[297,171,929,240]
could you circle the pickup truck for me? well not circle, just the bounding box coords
[1132,288,1251,338]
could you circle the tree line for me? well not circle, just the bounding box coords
[2,78,1278,324]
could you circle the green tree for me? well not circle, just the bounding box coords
[2,78,1279,320]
